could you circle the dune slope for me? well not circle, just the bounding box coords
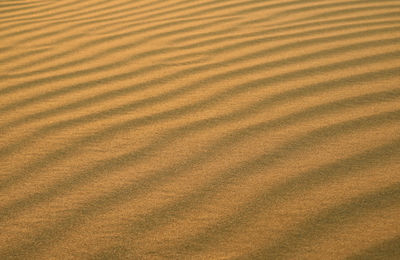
[1,0,400,259]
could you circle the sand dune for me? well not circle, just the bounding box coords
[0,0,400,259]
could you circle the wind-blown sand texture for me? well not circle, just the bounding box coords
[1,0,400,259]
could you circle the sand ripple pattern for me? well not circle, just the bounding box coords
[1,0,400,259]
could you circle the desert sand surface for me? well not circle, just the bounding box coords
[1,0,400,259]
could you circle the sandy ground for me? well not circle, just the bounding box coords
[1,0,400,259]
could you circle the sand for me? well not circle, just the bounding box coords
[0,0,400,259]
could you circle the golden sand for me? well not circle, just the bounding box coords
[0,0,400,259]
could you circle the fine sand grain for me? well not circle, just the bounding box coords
[1,0,400,259]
